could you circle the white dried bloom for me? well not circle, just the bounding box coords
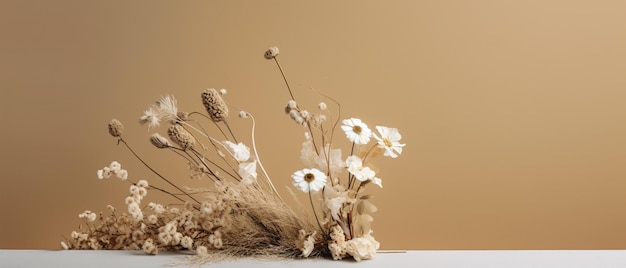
[164,221,177,234]
[128,202,143,221]
[137,187,147,198]
[287,100,297,109]
[264,46,279,59]
[181,236,193,249]
[209,231,223,249]
[139,106,160,129]
[109,161,121,172]
[125,196,136,205]
[147,214,158,224]
[224,141,251,162]
[373,126,406,158]
[329,225,347,260]
[238,161,258,184]
[129,185,139,196]
[219,88,227,95]
[345,232,380,262]
[238,110,248,118]
[318,102,327,110]
[341,118,373,145]
[101,167,112,178]
[292,168,327,193]
[300,110,311,122]
[301,233,316,257]
[158,232,172,245]
[137,180,149,188]
[148,202,166,214]
[79,210,97,222]
[346,156,376,182]
[116,169,128,180]
[200,202,213,216]
[196,246,208,255]
[98,161,128,180]
[142,238,157,255]
[172,232,183,245]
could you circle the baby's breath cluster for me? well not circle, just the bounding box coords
[64,47,406,263]
[284,100,328,128]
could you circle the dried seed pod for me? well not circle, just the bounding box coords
[176,111,189,122]
[201,88,229,122]
[167,124,195,149]
[108,119,124,137]
[149,133,171,149]
[264,46,279,59]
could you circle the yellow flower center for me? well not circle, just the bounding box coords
[304,173,315,183]
[352,125,362,134]
[383,138,393,147]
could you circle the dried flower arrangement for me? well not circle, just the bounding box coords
[62,47,406,262]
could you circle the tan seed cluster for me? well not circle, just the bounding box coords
[201,88,229,122]
[167,125,195,149]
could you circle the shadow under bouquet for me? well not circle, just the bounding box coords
[62,47,406,262]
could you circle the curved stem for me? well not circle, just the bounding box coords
[118,138,200,204]
[248,113,283,202]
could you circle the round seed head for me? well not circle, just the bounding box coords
[264,46,279,59]
[108,119,124,137]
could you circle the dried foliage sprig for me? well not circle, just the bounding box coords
[63,47,406,262]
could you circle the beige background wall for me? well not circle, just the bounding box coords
[1,1,625,250]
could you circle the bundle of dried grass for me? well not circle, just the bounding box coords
[63,47,406,262]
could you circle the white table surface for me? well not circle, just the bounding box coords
[1,250,625,268]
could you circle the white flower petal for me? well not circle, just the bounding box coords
[224,141,251,162]
[291,168,327,193]
[341,118,372,145]
[238,161,257,184]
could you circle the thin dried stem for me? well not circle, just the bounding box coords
[117,138,201,204]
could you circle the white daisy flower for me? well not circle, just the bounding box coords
[224,141,251,162]
[341,118,372,145]
[373,126,406,158]
[346,156,376,182]
[292,168,327,193]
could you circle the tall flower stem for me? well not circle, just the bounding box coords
[273,57,296,101]
[309,191,328,238]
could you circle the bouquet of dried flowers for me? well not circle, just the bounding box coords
[62,47,405,262]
